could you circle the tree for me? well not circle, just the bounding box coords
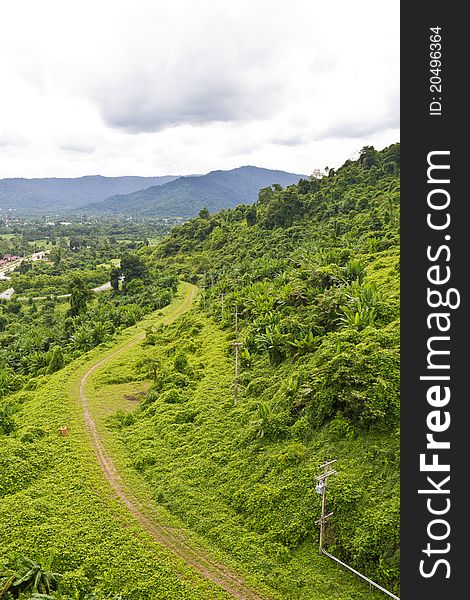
[110,267,121,292]
[198,207,210,219]
[69,237,81,251]
[137,356,160,381]
[19,261,32,274]
[68,277,93,317]
[50,246,63,266]
[47,346,65,373]
[120,254,149,291]
[125,278,145,297]
[358,145,379,169]
[246,206,257,226]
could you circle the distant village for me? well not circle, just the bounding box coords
[0,251,46,270]
[0,253,19,268]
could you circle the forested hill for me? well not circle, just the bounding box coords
[138,143,400,593]
[83,166,306,217]
[0,175,178,213]
[0,143,401,599]
[154,144,399,264]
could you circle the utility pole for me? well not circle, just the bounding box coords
[230,307,243,404]
[201,274,207,310]
[220,292,225,320]
[315,458,337,554]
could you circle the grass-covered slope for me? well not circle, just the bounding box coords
[132,144,401,593]
[0,284,384,600]
[0,288,232,599]
[95,308,397,599]
[1,144,400,599]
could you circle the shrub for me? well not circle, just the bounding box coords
[160,388,184,404]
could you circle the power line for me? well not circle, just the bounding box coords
[220,292,225,320]
[321,550,400,600]
[229,306,244,404]
[315,459,400,599]
[315,458,337,554]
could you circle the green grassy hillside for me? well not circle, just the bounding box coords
[1,144,400,599]
[139,143,400,592]
[0,290,233,600]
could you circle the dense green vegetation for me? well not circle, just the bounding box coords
[131,143,400,591]
[0,216,182,259]
[0,246,177,397]
[1,144,400,599]
[0,291,234,600]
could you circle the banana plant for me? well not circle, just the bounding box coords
[342,258,366,284]
[0,562,16,599]
[251,401,274,438]
[289,329,317,354]
[12,554,61,596]
[0,554,60,599]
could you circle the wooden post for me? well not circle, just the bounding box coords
[220,293,225,320]
[319,460,328,553]
[315,458,337,553]
[230,307,243,404]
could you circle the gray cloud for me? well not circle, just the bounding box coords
[60,143,96,154]
[93,63,283,133]
[0,0,400,177]
[319,114,399,141]
[317,96,399,141]
[269,134,307,147]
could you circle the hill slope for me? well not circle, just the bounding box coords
[135,143,401,595]
[0,143,400,599]
[0,175,178,213]
[83,166,306,217]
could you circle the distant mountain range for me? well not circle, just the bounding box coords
[0,167,307,217]
[82,166,306,217]
[0,175,178,213]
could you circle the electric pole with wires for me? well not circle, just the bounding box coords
[315,457,337,553]
[230,306,244,404]
[220,292,225,320]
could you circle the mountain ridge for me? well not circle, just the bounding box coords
[0,175,179,213]
[82,165,307,217]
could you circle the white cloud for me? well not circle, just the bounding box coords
[0,0,399,178]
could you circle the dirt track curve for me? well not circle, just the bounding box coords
[78,284,267,600]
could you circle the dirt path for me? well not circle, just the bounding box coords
[78,283,267,600]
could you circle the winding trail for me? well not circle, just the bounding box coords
[77,283,267,600]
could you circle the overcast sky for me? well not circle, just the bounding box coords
[0,0,399,179]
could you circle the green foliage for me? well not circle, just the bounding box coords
[68,278,93,317]
[1,145,400,598]
[251,401,289,440]
[47,347,65,374]
[138,144,401,593]
[120,254,149,290]
[0,401,16,435]
[0,553,61,598]
[173,353,189,374]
